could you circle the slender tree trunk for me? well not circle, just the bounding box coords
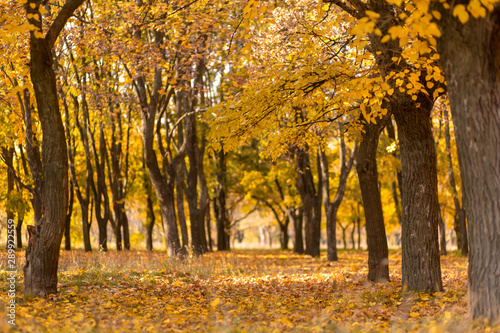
[23,0,84,296]
[197,133,209,253]
[214,148,230,251]
[341,226,347,249]
[437,9,500,321]
[438,211,447,256]
[279,218,289,250]
[176,168,189,250]
[356,117,390,282]
[3,147,15,249]
[145,177,155,251]
[64,182,74,250]
[290,207,304,254]
[443,110,468,255]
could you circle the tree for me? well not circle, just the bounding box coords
[356,114,390,281]
[23,0,85,296]
[320,124,357,261]
[435,2,500,322]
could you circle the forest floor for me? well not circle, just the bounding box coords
[0,248,496,332]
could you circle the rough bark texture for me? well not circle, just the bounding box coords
[356,117,390,282]
[394,101,443,292]
[437,8,500,322]
[23,0,85,296]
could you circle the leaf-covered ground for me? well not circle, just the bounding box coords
[0,249,496,332]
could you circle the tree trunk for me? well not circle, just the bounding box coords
[214,148,230,251]
[197,133,210,253]
[3,147,15,249]
[145,175,156,252]
[438,211,447,256]
[320,126,356,261]
[290,207,304,254]
[279,217,289,250]
[23,0,84,296]
[341,226,347,249]
[296,147,320,257]
[356,117,390,282]
[64,182,74,251]
[436,9,500,322]
[176,168,189,251]
[393,101,443,292]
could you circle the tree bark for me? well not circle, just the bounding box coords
[356,117,390,281]
[214,148,230,251]
[438,211,447,256]
[436,8,500,322]
[296,146,321,257]
[290,206,304,254]
[64,182,74,251]
[3,147,15,249]
[393,101,443,292]
[23,0,84,296]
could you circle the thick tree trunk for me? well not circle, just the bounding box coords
[437,9,500,322]
[356,118,390,282]
[393,102,443,292]
[23,0,84,296]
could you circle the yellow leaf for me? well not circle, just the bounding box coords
[365,10,380,20]
[386,0,403,6]
[426,82,434,89]
[453,5,470,24]
[409,312,420,318]
[210,298,221,307]
[280,317,293,326]
[432,10,442,20]
[381,35,391,43]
